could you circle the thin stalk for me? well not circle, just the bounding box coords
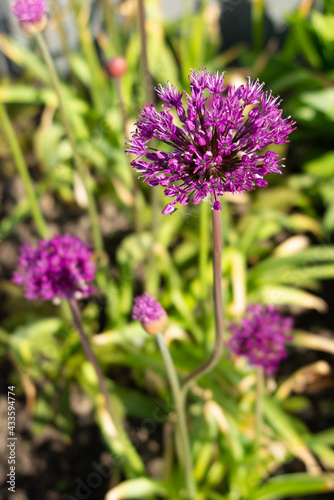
[102,0,121,54]
[251,0,265,53]
[137,0,160,233]
[35,33,104,259]
[72,0,106,115]
[68,298,112,412]
[137,0,154,104]
[156,333,196,500]
[115,77,127,129]
[180,0,193,83]
[0,101,48,238]
[255,365,264,451]
[137,0,160,294]
[181,204,224,394]
[115,76,142,233]
[68,298,145,476]
[199,201,210,346]
[50,0,72,63]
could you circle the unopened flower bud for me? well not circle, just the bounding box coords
[107,56,128,78]
[20,15,47,34]
[11,0,48,34]
[132,293,168,335]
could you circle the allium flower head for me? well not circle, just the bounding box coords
[132,293,168,335]
[12,235,96,301]
[126,69,296,214]
[228,304,294,376]
[11,0,48,33]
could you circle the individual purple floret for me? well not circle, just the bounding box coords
[228,304,294,376]
[11,0,48,24]
[126,69,296,214]
[132,293,168,335]
[12,235,96,301]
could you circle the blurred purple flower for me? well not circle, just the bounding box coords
[126,69,295,214]
[132,293,167,335]
[12,235,95,301]
[228,304,294,376]
[11,0,48,24]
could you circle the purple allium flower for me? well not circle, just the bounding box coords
[12,235,96,301]
[228,304,294,376]
[126,69,296,214]
[132,293,168,335]
[11,0,48,24]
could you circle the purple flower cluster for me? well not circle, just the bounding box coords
[11,0,48,24]
[228,304,294,376]
[12,235,96,301]
[127,69,295,214]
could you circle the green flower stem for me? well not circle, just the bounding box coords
[137,0,154,104]
[68,298,145,477]
[102,0,121,54]
[137,0,159,229]
[137,0,160,294]
[50,0,72,63]
[73,0,107,115]
[199,201,210,345]
[68,298,112,411]
[251,0,264,53]
[35,32,104,259]
[156,333,196,500]
[0,101,48,238]
[255,365,264,451]
[115,76,142,234]
[182,204,224,394]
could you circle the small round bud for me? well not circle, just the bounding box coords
[107,56,128,78]
[132,293,168,336]
[20,14,47,34]
[11,0,48,34]
[142,312,168,336]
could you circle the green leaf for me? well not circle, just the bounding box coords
[263,397,307,449]
[0,85,57,106]
[34,123,65,170]
[147,25,179,86]
[69,53,92,86]
[292,331,334,355]
[105,478,168,499]
[248,285,327,312]
[0,198,30,238]
[9,318,64,367]
[304,151,334,178]
[0,34,50,82]
[301,89,334,121]
[325,0,334,14]
[324,201,334,232]
[311,11,334,43]
[289,14,323,69]
[311,443,334,469]
[250,473,334,500]
[248,246,334,282]
[306,428,334,446]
